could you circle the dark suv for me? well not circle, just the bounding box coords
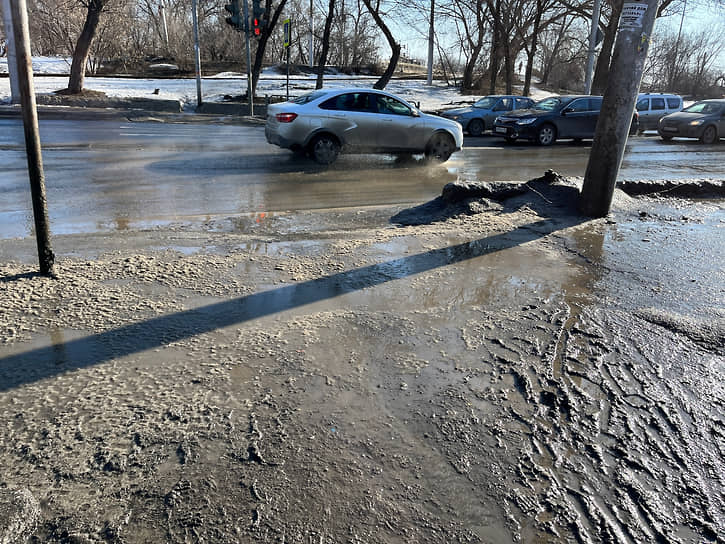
[492,95,638,145]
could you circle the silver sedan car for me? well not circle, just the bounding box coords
[265,88,464,164]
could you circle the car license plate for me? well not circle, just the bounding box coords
[662,126,677,132]
[495,126,507,134]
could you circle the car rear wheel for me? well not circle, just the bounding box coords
[700,125,718,144]
[425,133,455,162]
[310,134,340,164]
[536,124,556,146]
[467,119,484,137]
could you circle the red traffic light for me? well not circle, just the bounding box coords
[253,18,261,35]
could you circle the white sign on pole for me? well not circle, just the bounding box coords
[620,2,647,28]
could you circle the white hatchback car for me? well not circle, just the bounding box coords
[265,88,464,164]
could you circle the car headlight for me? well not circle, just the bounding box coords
[516,118,536,125]
[689,119,705,126]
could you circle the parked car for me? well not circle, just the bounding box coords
[636,93,683,131]
[657,99,725,144]
[492,95,639,145]
[440,95,536,136]
[265,88,464,164]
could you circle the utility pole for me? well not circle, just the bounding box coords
[309,0,314,69]
[1,0,21,103]
[10,0,55,276]
[584,0,601,94]
[242,0,253,116]
[427,0,434,85]
[160,4,170,54]
[192,0,203,106]
[580,0,660,217]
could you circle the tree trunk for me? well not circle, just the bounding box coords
[316,0,336,89]
[591,0,623,95]
[67,0,105,94]
[462,44,482,91]
[362,0,400,89]
[252,0,289,93]
[523,0,543,96]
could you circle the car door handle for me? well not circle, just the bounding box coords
[331,113,347,119]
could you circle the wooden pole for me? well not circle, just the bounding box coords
[10,0,56,276]
[580,0,660,217]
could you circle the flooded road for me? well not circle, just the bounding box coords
[0,118,723,238]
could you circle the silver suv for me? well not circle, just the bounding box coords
[265,88,464,164]
[636,93,683,131]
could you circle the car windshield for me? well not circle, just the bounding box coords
[534,97,563,111]
[473,97,498,109]
[291,90,329,105]
[682,102,722,114]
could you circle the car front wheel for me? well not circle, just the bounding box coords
[310,134,340,164]
[700,125,718,144]
[536,124,556,146]
[425,133,455,162]
[467,119,484,137]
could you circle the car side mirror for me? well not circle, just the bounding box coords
[411,109,420,117]
[562,108,573,115]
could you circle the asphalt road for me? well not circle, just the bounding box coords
[1,118,723,238]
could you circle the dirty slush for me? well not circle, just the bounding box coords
[1,174,723,543]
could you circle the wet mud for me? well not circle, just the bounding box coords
[0,176,723,543]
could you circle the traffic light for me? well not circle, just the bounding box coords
[252,0,266,35]
[224,0,242,30]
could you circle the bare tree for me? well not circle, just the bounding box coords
[361,0,400,88]
[66,0,109,92]
[316,0,335,87]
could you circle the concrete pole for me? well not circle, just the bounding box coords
[10,0,55,276]
[584,0,601,94]
[160,5,170,53]
[427,0,435,85]
[580,0,660,218]
[426,0,434,85]
[2,0,21,103]
[191,0,203,106]
[309,0,314,68]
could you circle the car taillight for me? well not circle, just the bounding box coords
[275,113,298,123]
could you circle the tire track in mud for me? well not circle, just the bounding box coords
[494,306,723,543]
[368,293,724,543]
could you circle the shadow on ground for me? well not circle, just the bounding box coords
[0,171,587,392]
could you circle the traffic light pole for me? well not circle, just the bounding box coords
[242,0,254,116]
[10,0,55,276]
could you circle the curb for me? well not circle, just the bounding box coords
[0,104,268,125]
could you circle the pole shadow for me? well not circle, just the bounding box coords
[0,216,586,393]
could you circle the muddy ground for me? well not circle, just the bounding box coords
[0,175,723,543]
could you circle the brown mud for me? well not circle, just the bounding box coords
[1,175,723,543]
